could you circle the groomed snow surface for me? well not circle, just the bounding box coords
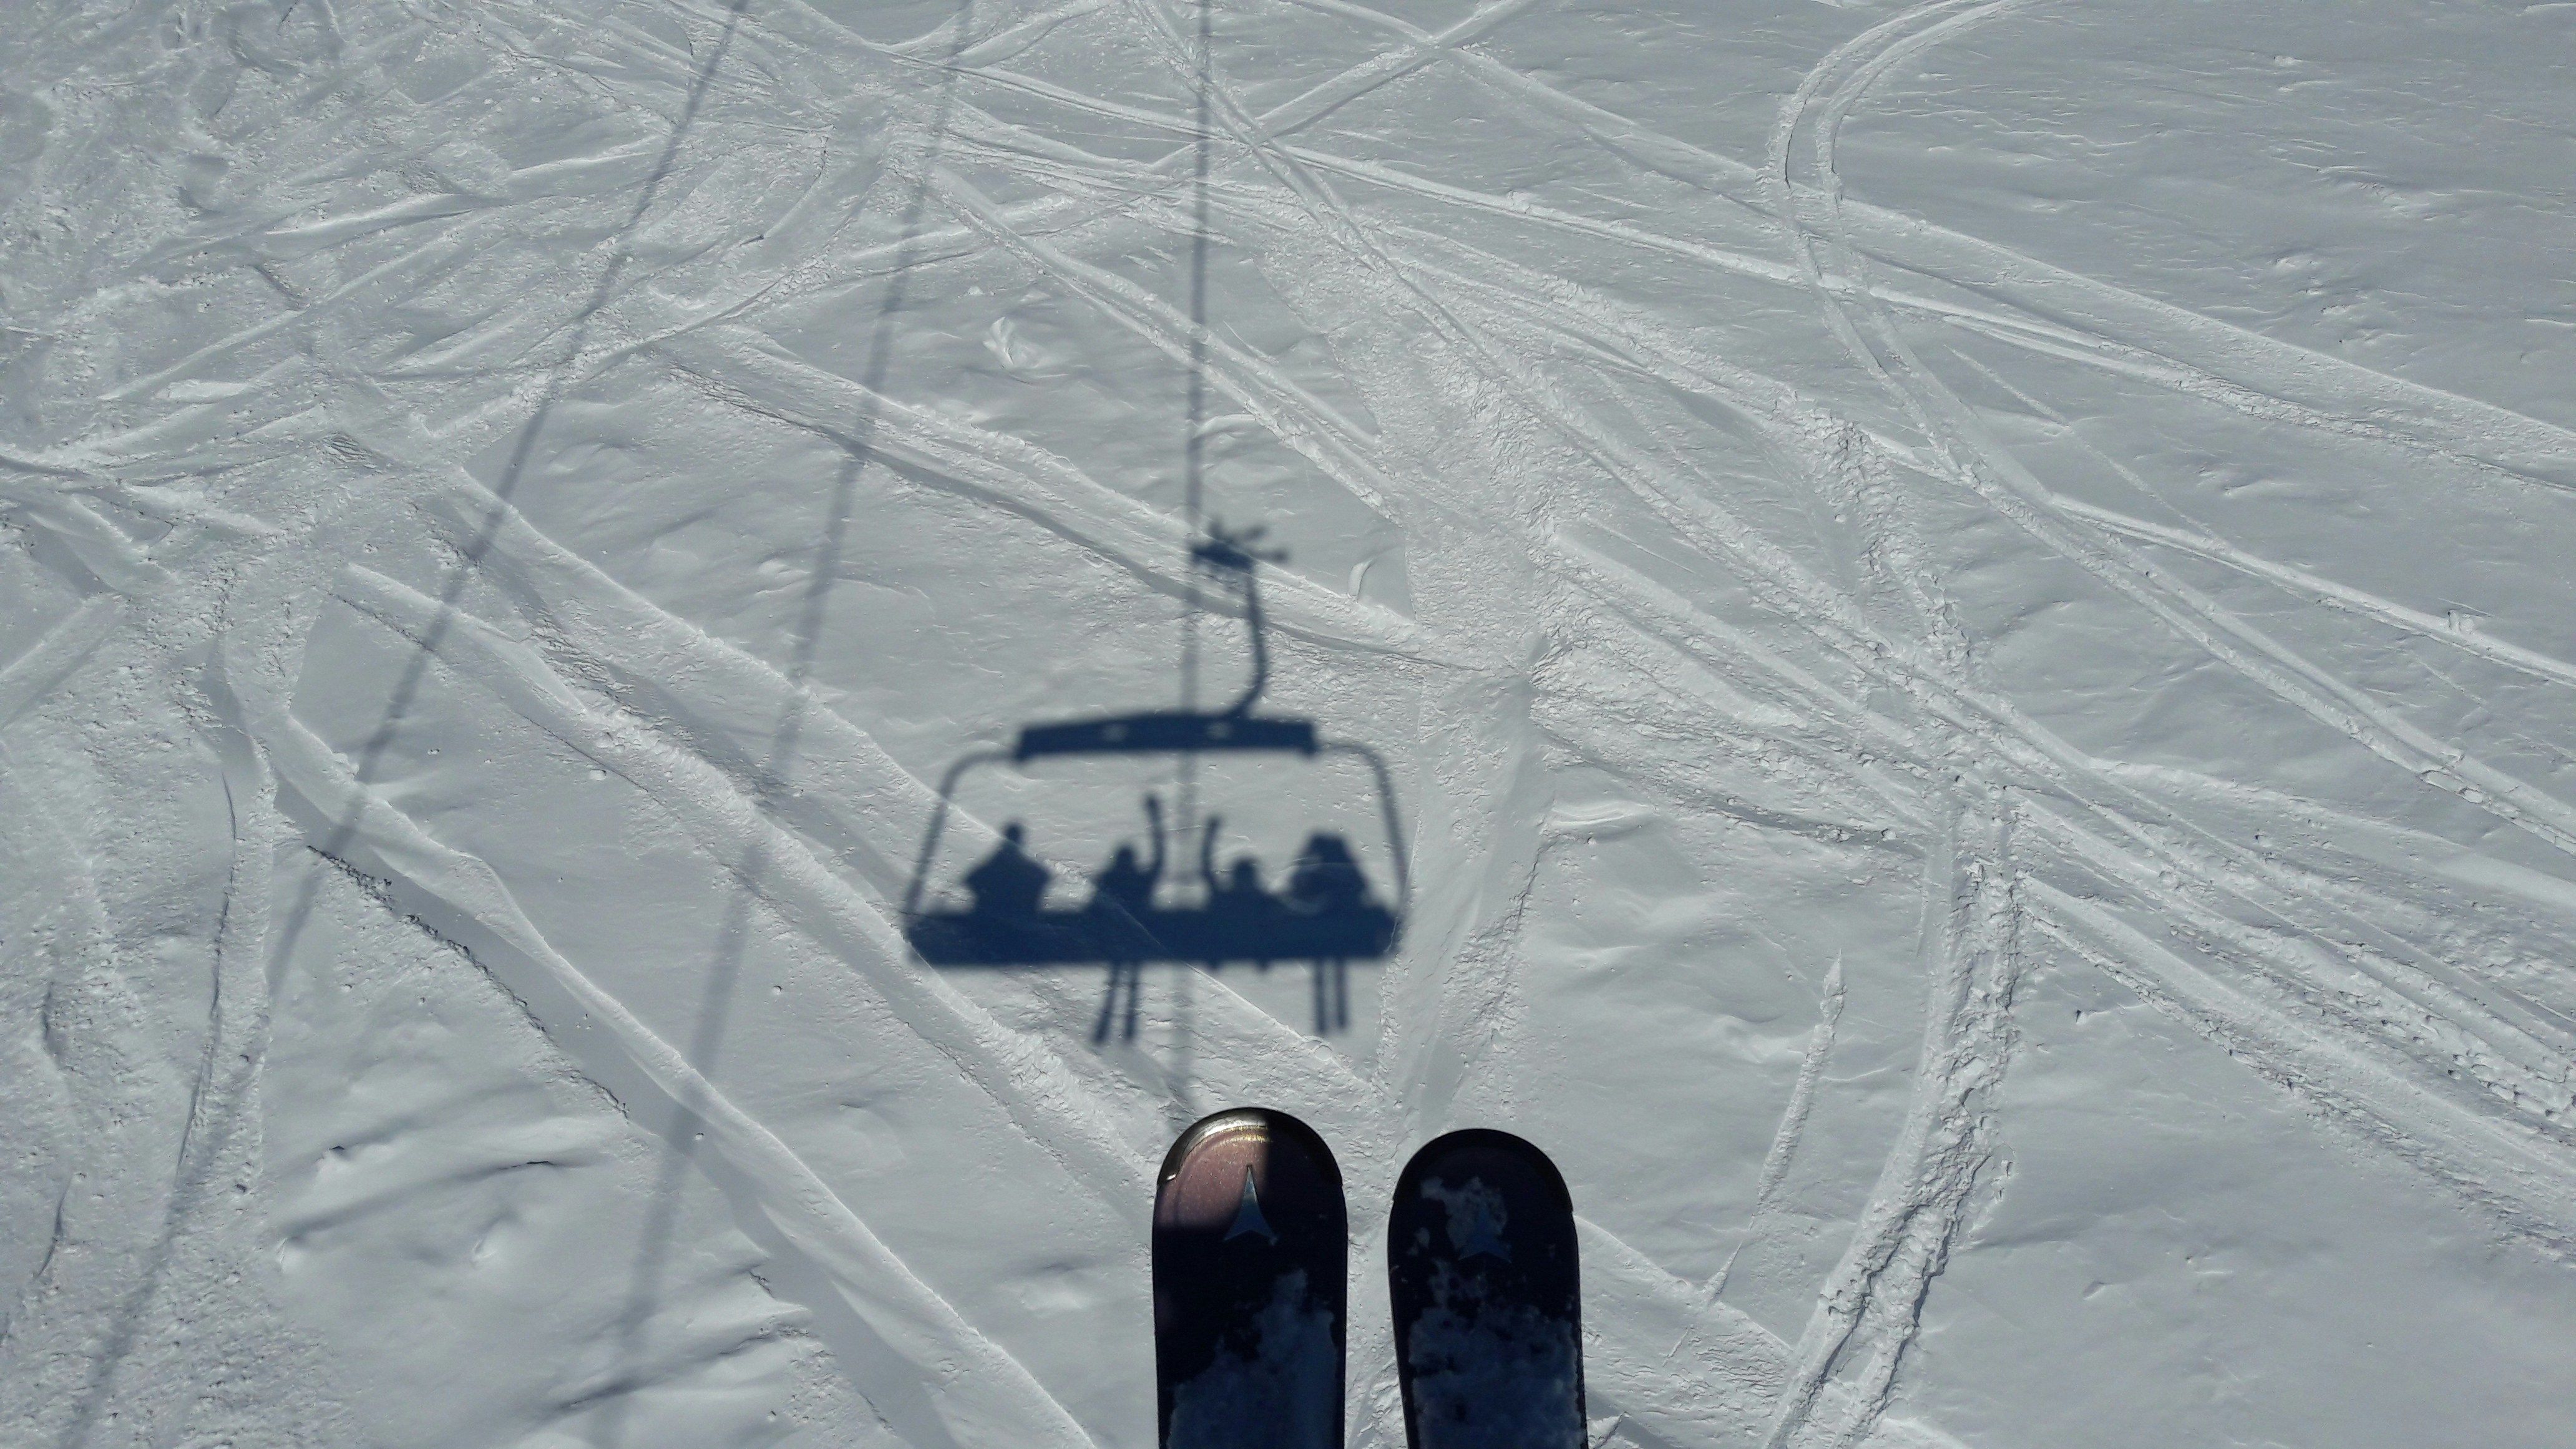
[4,0,2574,1445]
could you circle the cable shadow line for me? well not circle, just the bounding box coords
[1157,0,1218,1090]
[50,7,762,1449]
[587,5,979,1445]
[261,0,759,998]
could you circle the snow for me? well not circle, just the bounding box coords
[3,1,2574,1447]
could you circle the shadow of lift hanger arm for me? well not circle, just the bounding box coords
[1198,522,1279,718]
[1013,524,1301,758]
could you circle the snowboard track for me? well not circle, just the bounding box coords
[5,1,2574,1446]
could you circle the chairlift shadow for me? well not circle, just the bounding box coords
[900,523,1407,1040]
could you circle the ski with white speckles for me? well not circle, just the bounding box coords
[1154,1108,1347,1449]
[1388,1129,1587,1449]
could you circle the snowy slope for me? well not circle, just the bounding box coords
[4,1,2574,1446]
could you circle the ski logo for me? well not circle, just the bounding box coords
[1224,1166,1279,1244]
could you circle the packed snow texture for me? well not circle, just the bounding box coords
[3,1,2574,1447]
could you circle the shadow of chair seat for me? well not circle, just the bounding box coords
[907,904,1397,966]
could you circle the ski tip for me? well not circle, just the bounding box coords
[1159,1108,1343,1193]
[1154,1107,1350,1449]
[1388,1128,1586,1449]
[1395,1128,1571,1215]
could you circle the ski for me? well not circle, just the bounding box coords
[1388,1129,1588,1449]
[1154,1108,1349,1449]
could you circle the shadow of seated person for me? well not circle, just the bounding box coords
[927,819,1056,964]
[1087,794,1166,958]
[1286,832,1385,959]
[967,822,1050,917]
[1287,832,1370,914]
[1197,816,1280,965]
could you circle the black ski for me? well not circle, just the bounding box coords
[1154,1108,1348,1449]
[1388,1129,1587,1449]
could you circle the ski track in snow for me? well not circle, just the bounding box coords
[5,0,2574,1445]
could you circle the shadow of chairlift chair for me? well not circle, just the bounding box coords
[900,524,1408,969]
